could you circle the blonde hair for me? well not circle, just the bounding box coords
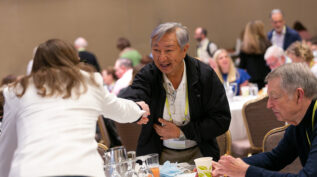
[213,49,237,83]
[242,20,270,54]
[286,41,314,64]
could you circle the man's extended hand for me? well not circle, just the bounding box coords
[153,118,181,140]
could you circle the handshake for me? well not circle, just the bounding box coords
[136,101,150,125]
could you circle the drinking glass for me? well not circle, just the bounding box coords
[145,153,160,177]
[137,155,154,177]
[123,159,138,177]
[104,146,127,164]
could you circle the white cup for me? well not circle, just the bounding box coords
[194,157,213,177]
[241,86,250,97]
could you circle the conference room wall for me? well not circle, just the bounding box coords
[0,0,316,79]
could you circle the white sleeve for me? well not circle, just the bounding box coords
[0,88,18,177]
[94,73,145,123]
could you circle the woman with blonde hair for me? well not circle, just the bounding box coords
[239,20,271,89]
[0,39,150,177]
[214,49,250,95]
[286,41,317,77]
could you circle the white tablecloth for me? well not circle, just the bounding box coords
[228,96,257,141]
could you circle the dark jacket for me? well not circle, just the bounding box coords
[268,26,301,50]
[79,51,101,72]
[244,100,317,177]
[119,55,231,161]
[239,52,271,89]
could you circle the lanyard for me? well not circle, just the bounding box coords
[165,86,189,123]
[306,101,317,148]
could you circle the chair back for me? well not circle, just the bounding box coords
[97,115,111,148]
[216,131,232,155]
[115,122,141,151]
[263,125,302,173]
[242,96,285,152]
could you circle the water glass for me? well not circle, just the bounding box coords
[145,153,160,177]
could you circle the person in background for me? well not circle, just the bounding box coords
[239,20,271,89]
[286,41,317,77]
[74,37,101,72]
[120,22,230,164]
[194,27,218,64]
[264,45,289,70]
[212,63,317,177]
[214,49,250,95]
[102,67,118,92]
[116,37,142,67]
[293,21,312,41]
[0,39,150,177]
[268,9,301,50]
[112,58,133,95]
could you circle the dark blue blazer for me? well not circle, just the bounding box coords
[268,26,301,50]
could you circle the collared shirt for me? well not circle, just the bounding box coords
[112,69,133,95]
[196,38,217,64]
[271,26,286,49]
[162,62,197,149]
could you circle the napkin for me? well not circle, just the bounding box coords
[159,161,183,177]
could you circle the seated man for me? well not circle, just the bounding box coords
[119,22,231,164]
[213,63,317,177]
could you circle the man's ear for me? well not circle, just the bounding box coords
[296,88,305,104]
[183,43,189,53]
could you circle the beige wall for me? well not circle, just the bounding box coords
[0,0,316,79]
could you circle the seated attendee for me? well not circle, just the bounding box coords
[212,63,317,177]
[74,37,101,72]
[264,45,289,70]
[213,49,250,95]
[0,39,150,177]
[112,58,133,95]
[102,66,118,92]
[286,41,317,77]
[117,37,142,67]
[293,21,312,41]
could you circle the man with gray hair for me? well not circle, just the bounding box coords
[112,58,133,95]
[212,63,317,177]
[268,9,301,50]
[264,45,289,70]
[119,22,230,163]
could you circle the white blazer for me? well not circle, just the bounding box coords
[0,71,144,177]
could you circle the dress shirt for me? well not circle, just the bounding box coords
[197,38,217,64]
[271,26,286,49]
[162,62,197,149]
[112,69,133,95]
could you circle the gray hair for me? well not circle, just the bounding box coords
[264,45,284,60]
[74,37,88,49]
[117,58,132,69]
[265,63,317,99]
[150,22,189,49]
[270,9,284,19]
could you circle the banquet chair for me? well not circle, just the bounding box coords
[216,130,232,156]
[263,125,302,174]
[232,95,284,157]
[97,115,111,148]
[115,122,141,151]
[97,143,108,163]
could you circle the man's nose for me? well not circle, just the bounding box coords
[158,52,167,61]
